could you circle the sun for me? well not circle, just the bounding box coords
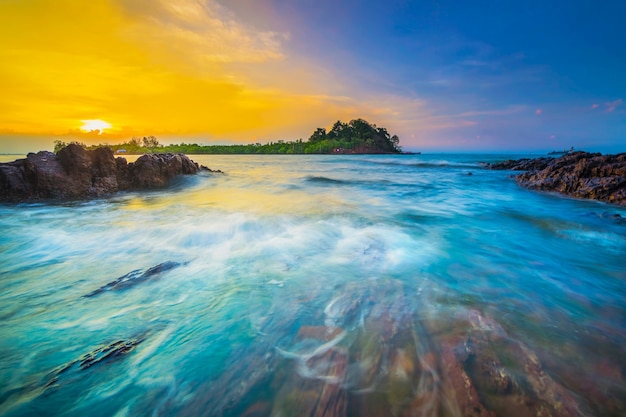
[80,119,112,134]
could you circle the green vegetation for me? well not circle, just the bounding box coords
[54,140,86,153]
[54,119,401,155]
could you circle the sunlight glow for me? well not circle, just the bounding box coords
[80,119,112,134]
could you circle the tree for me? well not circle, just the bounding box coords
[53,140,67,153]
[307,119,401,154]
[142,136,160,153]
[328,121,348,140]
[53,140,86,153]
[309,127,327,143]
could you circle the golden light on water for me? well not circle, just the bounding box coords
[80,119,112,135]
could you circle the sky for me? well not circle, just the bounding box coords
[0,0,624,153]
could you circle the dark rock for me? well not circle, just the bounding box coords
[487,152,626,205]
[84,261,182,297]
[44,333,147,390]
[57,143,92,178]
[78,339,142,370]
[485,157,553,171]
[0,145,220,202]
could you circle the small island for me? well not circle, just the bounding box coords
[53,119,402,155]
[486,151,626,206]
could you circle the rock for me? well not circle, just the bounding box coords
[270,347,348,417]
[0,144,220,202]
[484,157,553,171]
[487,152,626,205]
[439,338,497,417]
[44,332,148,390]
[458,310,588,417]
[84,261,182,297]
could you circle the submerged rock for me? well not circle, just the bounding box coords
[44,333,148,390]
[176,279,604,416]
[486,152,626,205]
[271,347,349,417]
[0,144,222,202]
[84,261,182,297]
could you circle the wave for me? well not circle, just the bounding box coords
[354,157,482,169]
[304,176,350,185]
[303,176,396,189]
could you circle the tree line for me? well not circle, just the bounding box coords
[54,119,401,155]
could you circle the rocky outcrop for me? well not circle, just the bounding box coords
[0,144,221,202]
[487,152,626,205]
[485,157,553,171]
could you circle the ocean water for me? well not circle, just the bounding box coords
[0,154,624,417]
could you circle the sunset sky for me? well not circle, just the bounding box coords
[1,0,624,153]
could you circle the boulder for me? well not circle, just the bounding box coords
[484,157,553,171]
[0,145,218,202]
[487,152,626,205]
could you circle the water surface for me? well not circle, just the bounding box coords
[1,154,624,416]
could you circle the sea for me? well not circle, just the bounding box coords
[0,154,624,417]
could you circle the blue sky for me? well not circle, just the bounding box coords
[222,0,626,152]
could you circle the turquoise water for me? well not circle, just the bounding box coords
[0,154,624,416]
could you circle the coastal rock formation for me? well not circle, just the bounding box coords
[0,144,219,202]
[487,152,626,205]
[485,157,552,171]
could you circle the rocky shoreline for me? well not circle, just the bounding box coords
[486,151,626,206]
[0,144,221,203]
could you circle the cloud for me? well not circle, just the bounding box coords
[605,99,623,112]
[535,108,542,115]
[591,103,600,109]
[117,0,288,68]
[454,105,528,118]
[0,0,457,152]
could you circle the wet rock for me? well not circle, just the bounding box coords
[297,326,345,342]
[240,402,272,417]
[460,311,588,417]
[0,150,85,200]
[487,152,626,205]
[44,333,147,390]
[78,339,141,370]
[485,157,553,171]
[175,280,595,417]
[345,279,426,416]
[439,338,496,417]
[516,152,626,205]
[271,347,348,417]
[0,144,219,202]
[84,261,182,297]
